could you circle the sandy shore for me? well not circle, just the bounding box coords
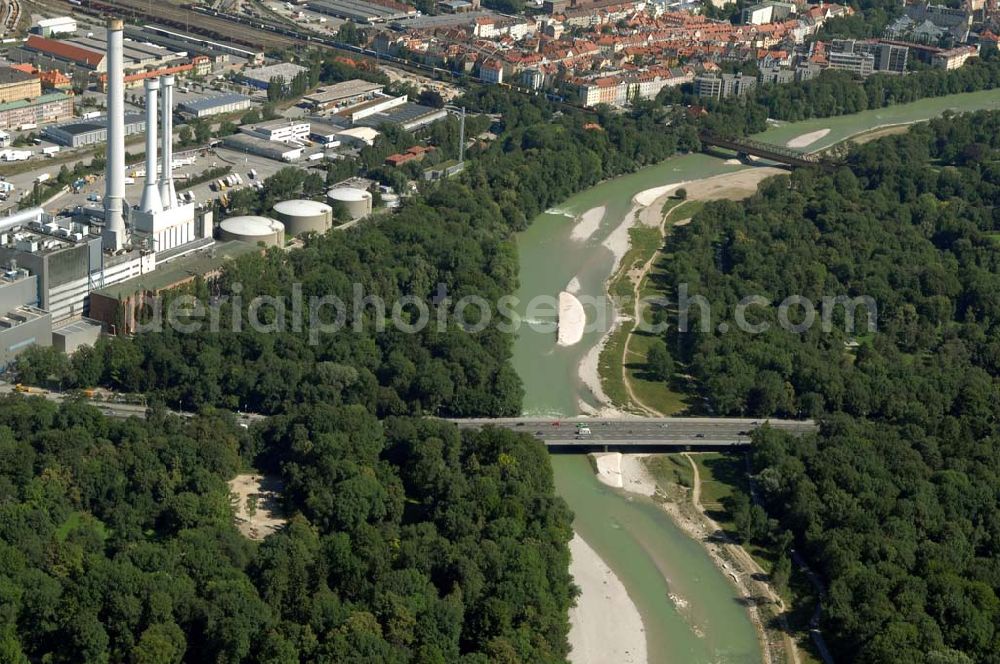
[633,182,683,207]
[568,533,647,664]
[572,206,606,241]
[601,205,639,270]
[558,291,586,346]
[785,128,830,149]
[592,452,656,496]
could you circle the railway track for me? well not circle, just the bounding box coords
[68,0,299,50]
[56,0,582,111]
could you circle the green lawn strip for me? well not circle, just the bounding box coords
[598,322,633,409]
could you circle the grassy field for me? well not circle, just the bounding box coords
[56,511,109,542]
[625,330,690,414]
[645,453,694,489]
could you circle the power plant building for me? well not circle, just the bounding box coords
[0,19,215,364]
[0,268,51,370]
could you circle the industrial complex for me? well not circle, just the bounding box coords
[0,19,220,367]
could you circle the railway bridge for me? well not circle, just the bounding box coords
[699,133,832,169]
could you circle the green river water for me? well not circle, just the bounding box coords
[511,89,1000,664]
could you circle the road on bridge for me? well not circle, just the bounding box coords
[448,417,816,449]
[0,384,817,448]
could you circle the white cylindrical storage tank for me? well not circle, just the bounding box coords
[326,187,372,221]
[273,199,333,236]
[218,215,285,247]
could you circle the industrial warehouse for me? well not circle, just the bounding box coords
[177,93,252,119]
[43,113,146,147]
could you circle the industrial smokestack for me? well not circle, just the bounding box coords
[102,18,127,251]
[139,77,162,214]
[159,75,176,209]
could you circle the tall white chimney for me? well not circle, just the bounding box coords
[102,18,127,251]
[139,77,162,214]
[158,75,176,209]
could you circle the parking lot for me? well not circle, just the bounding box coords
[47,145,319,219]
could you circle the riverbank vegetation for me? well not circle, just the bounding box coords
[649,111,1000,663]
[0,396,575,662]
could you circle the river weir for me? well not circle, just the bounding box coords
[509,90,1000,664]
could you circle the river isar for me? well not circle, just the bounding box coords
[510,91,1000,664]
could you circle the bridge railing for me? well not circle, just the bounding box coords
[699,132,826,166]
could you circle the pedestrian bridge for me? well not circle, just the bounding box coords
[446,416,817,451]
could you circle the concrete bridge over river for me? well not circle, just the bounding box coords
[447,417,817,451]
[0,384,817,450]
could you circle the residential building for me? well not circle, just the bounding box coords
[0,68,42,104]
[694,72,757,98]
[480,59,504,84]
[742,1,796,25]
[0,93,74,131]
[933,45,978,68]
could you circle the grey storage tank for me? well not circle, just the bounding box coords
[273,199,334,236]
[218,215,285,247]
[326,186,372,221]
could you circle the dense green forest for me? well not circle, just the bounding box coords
[652,111,1000,663]
[0,397,573,662]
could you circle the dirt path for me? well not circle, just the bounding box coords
[685,451,702,508]
[616,167,786,415]
[681,453,801,664]
[619,205,683,417]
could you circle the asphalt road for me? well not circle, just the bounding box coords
[0,385,816,447]
[447,417,817,447]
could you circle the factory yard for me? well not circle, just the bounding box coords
[47,146,305,219]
